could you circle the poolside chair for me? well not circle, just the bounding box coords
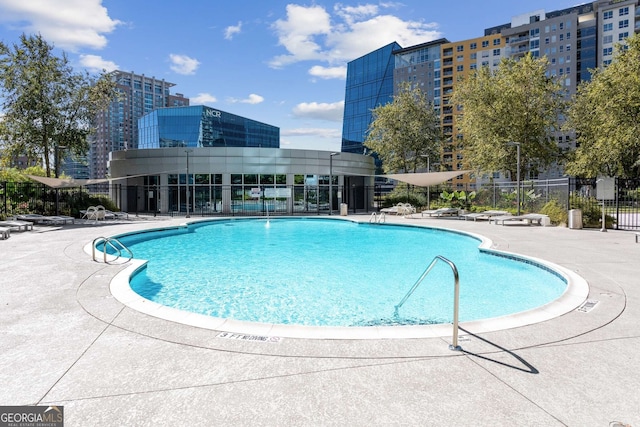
[82,206,97,220]
[0,220,34,231]
[380,203,404,215]
[0,226,10,240]
[461,210,511,221]
[15,214,74,225]
[421,207,460,218]
[489,213,550,226]
[95,205,107,220]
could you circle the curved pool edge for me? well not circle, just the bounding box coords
[106,218,590,340]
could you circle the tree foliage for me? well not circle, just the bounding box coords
[364,83,441,173]
[450,54,567,180]
[0,33,118,177]
[564,33,640,178]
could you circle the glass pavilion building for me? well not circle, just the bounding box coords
[109,106,375,215]
[137,106,279,149]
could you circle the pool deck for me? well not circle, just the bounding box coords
[1,214,638,426]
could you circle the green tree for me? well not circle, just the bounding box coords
[564,33,640,178]
[364,83,441,173]
[451,54,567,180]
[0,33,118,177]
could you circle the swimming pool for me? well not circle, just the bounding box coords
[107,218,588,338]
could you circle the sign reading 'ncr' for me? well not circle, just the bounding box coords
[205,109,222,118]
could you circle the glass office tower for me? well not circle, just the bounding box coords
[138,106,279,149]
[341,42,402,154]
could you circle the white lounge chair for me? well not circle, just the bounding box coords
[489,213,550,226]
[82,206,97,220]
[15,214,74,225]
[0,226,10,240]
[461,210,511,221]
[381,203,411,216]
[421,207,460,218]
[0,220,34,231]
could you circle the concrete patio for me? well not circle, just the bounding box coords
[0,214,638,426]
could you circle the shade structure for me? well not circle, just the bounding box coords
[25,175,111,188]
[381,170,471,187]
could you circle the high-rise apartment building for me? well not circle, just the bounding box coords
[440,34,506,187]
[341,1,640,185]
[89,71,189,179]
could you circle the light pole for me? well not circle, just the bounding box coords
[329,152,340,215]
[420,154,431,209]
[596,178,607,232]
[508,142,521,216]
[185,149,193,218]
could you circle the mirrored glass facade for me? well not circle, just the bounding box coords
[138,106,279,149]
[341,42,401,154]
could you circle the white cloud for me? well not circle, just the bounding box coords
[269,4,332,68]
[269,2,441,68]
[308,65,346,80]
[228,94,264,104]
[280,127,343,150]
[0,0,121,51]
[168,54,200,75]
[79,54,118,72]
[292,101,344,122]
[224,21,242,40]
[281,127,342,139]
[190,93,217,105]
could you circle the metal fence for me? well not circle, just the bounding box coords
[2,178,638,229]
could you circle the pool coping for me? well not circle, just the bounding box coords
[100,218,590,340]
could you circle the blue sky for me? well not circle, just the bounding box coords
[0,0,582,152]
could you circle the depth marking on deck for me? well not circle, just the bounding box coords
[576,300,599,313]
[217,332,282,343]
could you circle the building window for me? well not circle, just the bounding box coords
[604,10,613,19]
[457,55,464,62]
[470,63,477,70]
[493,48,500,56]
[470,52,477,59]
[619,32,629,41]
[545,37,550,44]
[493,38,501,46]
[603,47,613,56]
[470,42,477,50]
[457,45,464,52]
[604,23,613,31]
[530,40,539,49]
[482,40,489,48]
[619,6,629,16]
[619,19,629,29]
[456,65,464,72]
[603,35,613,44]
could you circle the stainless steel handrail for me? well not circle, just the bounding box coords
[394,255,461,351]
[368,212,386,223]
[92,236,134,263]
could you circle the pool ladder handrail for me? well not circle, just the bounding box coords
[394,255,461,351]
[92,236,134,264]
[369,212,386,223]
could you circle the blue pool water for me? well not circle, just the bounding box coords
[123,218,567,327]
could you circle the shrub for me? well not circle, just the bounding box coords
[539,199,568,226]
